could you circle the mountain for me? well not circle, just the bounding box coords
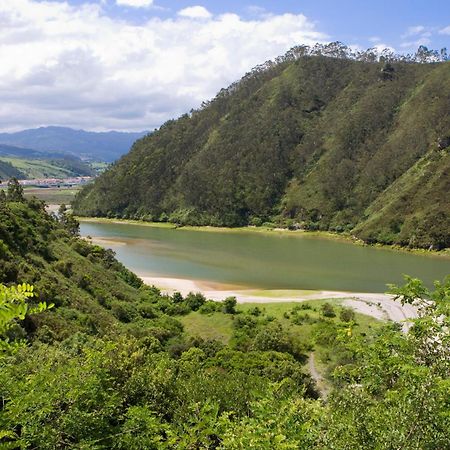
[0,143,69,160]
[73,47,450,249]
[0,126,147,162]
[0,143,95,179]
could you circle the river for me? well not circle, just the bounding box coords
[80,220,450,293]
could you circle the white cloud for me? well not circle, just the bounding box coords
[400,25,436,50]
[0,1,327,132]
[178,6,212,19]
[403,25,426,37]
[400,37,431,49]
[439,25,450,35]
[116,0,154,7]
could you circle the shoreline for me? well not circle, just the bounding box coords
[140,274,418,329]
[78,216,450,259]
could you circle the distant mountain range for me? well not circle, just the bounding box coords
[0,126,148,162]
[0,143,69,160]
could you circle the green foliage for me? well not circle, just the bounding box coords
[6,178,24,202]
[199,300,219,314]
[0,283,52,356]
[184,292,206,311]
[319,276,450,448]
[339,307,355,323]
[58,203,80,236]
[223,296,237,314]
[1,196,449,448]
[321,302,336,318]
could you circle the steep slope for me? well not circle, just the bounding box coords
[73,54,450,249]
[0,196,146,340]
[0,160,25,180]
[0,126,147,162]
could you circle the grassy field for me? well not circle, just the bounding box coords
[23,187,82,205]
[181,311,235,343]
[180,299,384,345]
[89,161,110,173]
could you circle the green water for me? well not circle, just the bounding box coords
[80,221,450,293]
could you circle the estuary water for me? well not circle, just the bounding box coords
[80,220,450,293]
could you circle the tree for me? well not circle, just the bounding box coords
[339,307,355,323]
[223,296,237,314]
[6,178,23,202]
[321,303,336,318]
[321,276,450,448]
[58,203,80,236]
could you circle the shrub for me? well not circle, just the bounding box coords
[111,301,139,323]
[185,292,206,311]
[199,301,219,315]
[339,307,355,323]
[321,303,336,318]
[223,296,237,314]
[165,303,191,316]
[247,306,262,316]
[137,303,158,319]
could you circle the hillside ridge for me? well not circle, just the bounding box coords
[73,47,450,249]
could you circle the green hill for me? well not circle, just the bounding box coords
[0,160,25,180]
[73,48,450,249]
[0,143,96,179]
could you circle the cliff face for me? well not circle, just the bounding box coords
[73,55,450,249]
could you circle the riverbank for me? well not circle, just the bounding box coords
[78,216,450,259]
[140,274,417,330]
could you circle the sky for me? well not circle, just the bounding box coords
[0,0,448,132]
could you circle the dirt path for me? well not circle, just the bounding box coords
[308,352,329,399]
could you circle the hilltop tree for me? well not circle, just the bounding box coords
[6,178,24,202]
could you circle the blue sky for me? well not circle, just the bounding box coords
[1,1,448,132]
[66,0,450,51]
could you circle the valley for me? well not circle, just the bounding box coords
[0,4,448,444]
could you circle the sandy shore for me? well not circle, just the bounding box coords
[140,275,417,329]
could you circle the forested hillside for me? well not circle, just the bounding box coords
[1,186,449,448]
[73,45,450,249]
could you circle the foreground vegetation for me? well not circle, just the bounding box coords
[1,185,449,448]
[74,43,450,250]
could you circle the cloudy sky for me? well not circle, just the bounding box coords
[0,0,448,132]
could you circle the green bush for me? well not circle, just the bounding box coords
[199,301,219,314]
